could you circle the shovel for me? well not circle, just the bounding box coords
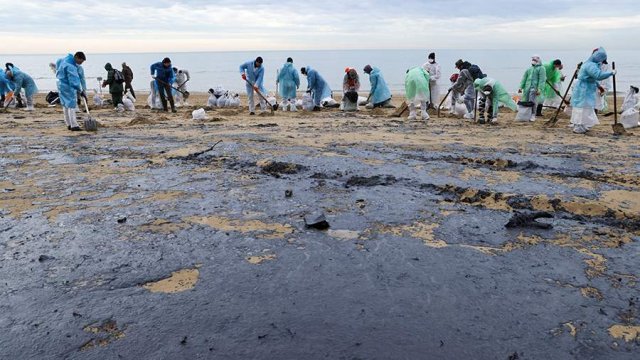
[82,96,98,131]
[437,88,453,118]
[545,80,570,107]
[611,62,626,135]
[545,62,582,127]
[275,69,281,110]
[154,77,189,98]
[176,79,191,100]
[473,90,478,123]
[243,78,278,112]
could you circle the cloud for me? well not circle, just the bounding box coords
[0,0,638,53]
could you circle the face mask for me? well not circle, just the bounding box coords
[428,59,435,64]
[531,61,537,66]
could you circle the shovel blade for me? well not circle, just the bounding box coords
[84,116,98,132]
[612,123,627,136]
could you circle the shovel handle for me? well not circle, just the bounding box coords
[437,88,453,117]
[82,96,90,115]
[612,62,617,125]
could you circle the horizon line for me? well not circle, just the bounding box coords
[0,47,621,57]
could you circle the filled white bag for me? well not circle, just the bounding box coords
[228,94,240,108]
[192,108,207,120]
[207,94,217,107]
[217,93,228,108]
[322,97,338,107]
[302,93,314,111]
[621,86,639,113]
[515,105,533,121]
[454,101,467,117]
[93,90,103,106]
[621,108,640,129]
[123,97,135,111]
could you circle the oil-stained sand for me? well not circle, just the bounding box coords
[0,93,638,359]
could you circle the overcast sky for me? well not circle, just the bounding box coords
[0,0,638,54]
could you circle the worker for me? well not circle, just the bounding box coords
[121,62,135,99]
[174,67,190,104]
[595,60,612,113]
[55,52,87,131]
[301,66,331,111]
[422,52,441,107]
[342,67,360,111]
[570,47,615,134]
[542,59,563,110]
[474,77,517,124]
[363,65,392,109]
[0,70,14,107]
[451,60,485,119]
[101,63,124,108]
[404,66,431,121]
[277,57,300,111]
[518,55,546,122]
[150,57,177,113]
[239,57,266,115]
[5,65,37,111]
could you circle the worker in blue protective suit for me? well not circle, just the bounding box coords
[570,47,615,134]
[239,57,266,115]
[5,65,38,111]
[363,65,392,109]
[277,57,300,111]
[300,66,331,111]
[55,52,87,131]
[0,70,14,105]
[150,57,177,113]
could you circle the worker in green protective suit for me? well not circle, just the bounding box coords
[474,77,517,124]
[404,66,431,121]
[541,59,563,113]
[543,60,564,110]
[102,63,124,108]
[518,55,546,122]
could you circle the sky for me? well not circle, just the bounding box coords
[0,0,639,54]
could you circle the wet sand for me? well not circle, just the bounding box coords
[1,93,639,359]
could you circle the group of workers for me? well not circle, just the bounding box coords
[239,57,392,115]
[0,47,618,134]
[399,48,615,133]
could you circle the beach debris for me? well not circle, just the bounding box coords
[391,101,409,117]
[117,217,127,224]
[285,189,293,198]
[38,255,55,262]
[170,141,222,160]
[304,212,330,230]
[505,211,554,229]
[257,159,306,177]
[345,175,397,188]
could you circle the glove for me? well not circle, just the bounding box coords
[241,73,247,81]
[80,90,87,99]
[253,86,259,92]
[611,70,617,76]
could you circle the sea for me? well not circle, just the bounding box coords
[3,49,638,96]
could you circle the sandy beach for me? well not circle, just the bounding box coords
[1,92,639,359]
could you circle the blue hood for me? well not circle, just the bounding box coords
[588,47,607,64]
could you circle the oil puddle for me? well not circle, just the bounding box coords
[142,268,200,294]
